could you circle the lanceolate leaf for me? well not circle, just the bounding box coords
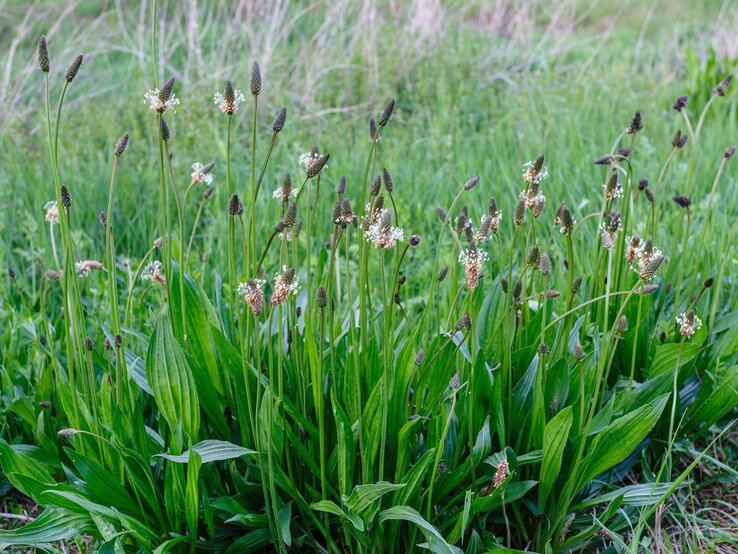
[575,394,669,491]
[379,505,462,554]
[539,406,572,509]
[155,440,256,463]
[0,508,93,546]
[146,313,200,440]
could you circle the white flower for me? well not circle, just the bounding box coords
[299,151,320,168]
[489,210,502,234]
[214,89,245,115]
[365,209,404,249]
[238,279,266,315]
[191,162,214,185]
[144,88,180,113]
[522,159,549,185]
[44,201,59,224]
[601,229,616,249]
[602,180,624,200]
[271,266,300,305]
[459,246,489,290]
[75,260,104,277]
[631,240,664,280]
[521,189,546,210]
[272,186,297,200]
[142,260,166,287]
[676,311,702,338]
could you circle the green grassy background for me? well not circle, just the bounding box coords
[1,0,736,284]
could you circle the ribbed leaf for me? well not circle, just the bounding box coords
[539,406,572,509]
[146,313,200,440]
[572,482,682,510]
[379,506,462,554]
[683,367,738,432]
[343,482,405,515]
[576,394,669,490]
[0,508,92,546]
[156,440,256,463]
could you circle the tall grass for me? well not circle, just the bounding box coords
[1,2,737,553]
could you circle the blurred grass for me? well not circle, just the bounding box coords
[0,0,735,296]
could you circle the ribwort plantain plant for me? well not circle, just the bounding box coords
[2,9,738,554]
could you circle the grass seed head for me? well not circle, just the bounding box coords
[574,342,584,360]
[513,197,526,226]
[437,266,448,282]
[379,99,395,126]
[38,36,50,73]
[673,95,688,111]
[316,286,328,309]
[337,176,347,194]
[713,74,733,96]
[60,185,72,207]
[159,77,175,104]
[571,274,583,294]
[436,205,448,224]
[539,253,552,275]
[527,245,541,268]
[672,195,691,209]
[672,129,683,148]
[282,202,297,228]
[639,252,665,281]
[114,132,130,157]
[513,279,522,299]
[724,146,736,159]
[228,194,243,216]
[493,460,509,488]
[65,54,83,82]
[382,168,394,192]
[617,315,628,334]
[250,61,262,96]
[272,107,287,132]
[307,153,330,178]
[628,110,643,134]
[370,175,381,196]
[369,117,378,142]
[464,176,480,191]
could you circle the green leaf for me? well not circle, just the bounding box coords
[310,500,364,532]
[155,440,256,463]
[539,406,572,509]
[146,313,200,440]
[153,535,190,554]
[393,448,436,507]
[683,366,738,432]
[277,502,292,547]
[576,394,669,491]
[379,505,462,554]
[185,448,202,543]
[343,482,405,515]
[648,343,701,378]
[571,482,683,510]
[67,450,140,517]
[331,388,354,497]
[0,508,92,546]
